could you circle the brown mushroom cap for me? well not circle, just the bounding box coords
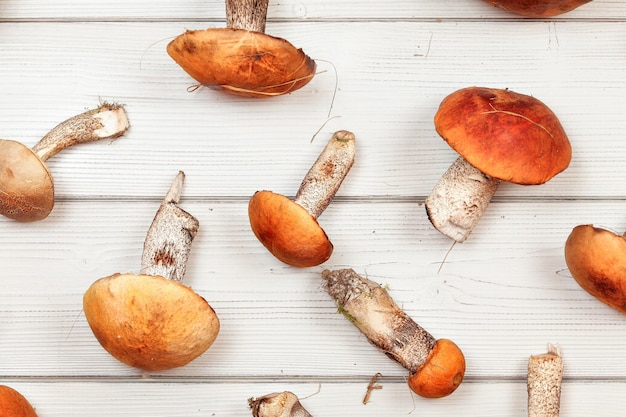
[434,87,571,185]
[564,224,626,314]
[0,385,38,417]
[0,139,54,222]
[407,338,466,398]
[83,273,220,371]
[167,28,317,98]
[248,190,333,267]
[482,0,592,17]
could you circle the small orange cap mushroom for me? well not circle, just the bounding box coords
[482,0,591,17]
[0,385,38,417]
[248,190,333,267]
[83,273,220,371]
[407,338,466,398]
[564,224,626,314]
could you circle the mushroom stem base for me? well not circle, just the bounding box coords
[527,344,563,417]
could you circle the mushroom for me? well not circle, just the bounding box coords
[564,224,626,313]
[527,344,563,417]
[482,0,592,17]
[321,268,466,398]
[83,171,220,371]
[0,385,38,417]
[166,0,316,98]
[248,130,355,267]
[0,102,130,222]
[425,86,571,242]
[249,391,313,417]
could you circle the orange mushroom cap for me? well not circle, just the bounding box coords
[482,0,592,17]
[434,87,571,185]
[83,273,220,371]
[407,338,466,398]
[167,28,316,98]
[0,139,54,222]
[564,224,626,314]
[0,385,38,417]
[248,190,333,267]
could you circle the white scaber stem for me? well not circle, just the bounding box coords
[527,344,563,417]
[249,391,313,417]
[225,0,269,32]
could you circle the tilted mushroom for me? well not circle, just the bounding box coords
[0,102,129,222]
[249,391,313,417]
[425,87,571,242]
[482,0,592,17]
[321,268,465,398]
[167,0,316,98]
[0,385,38,417]
[527,344,563,417]
[248,130,355,267]
[83,171,220,371]
[564,224,626,313]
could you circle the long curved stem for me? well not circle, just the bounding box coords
[31,102,130,162]
[225,0,269,32]
[141,171,199,283]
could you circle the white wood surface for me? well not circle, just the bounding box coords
[1,1,625,415]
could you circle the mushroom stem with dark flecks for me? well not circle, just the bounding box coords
[527,344,563,417]
[249,391,313,417]
[0,102,129,222]
[482,0,591,17]
[0,385,38,417]
[83,171,220,371]
[425,87,571,242]
[167,0,316,98]
[249,130,356,267]
[321,268,465,398]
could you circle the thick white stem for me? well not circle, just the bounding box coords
[425,156,500,242]
[528,344,563,417]
[225,0,269,32]
[249,391,312,417]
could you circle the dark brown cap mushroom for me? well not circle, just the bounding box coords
[564,224,626,314]
[425,87,571,242]
[482,0,592,17]
[83,172,220,371]
[0,102,129,222]
[167,0,316,98]
[248,130,355,267]
[0,385,38,417]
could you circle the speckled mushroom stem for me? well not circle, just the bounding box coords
[528,344,563,417]
[293,130,356,219]
[249,391,313,417]
[31,102,130,162]
[425,155,500,243]
[321,268,436,372]
[141,171,199,283]
[225,0,269,32]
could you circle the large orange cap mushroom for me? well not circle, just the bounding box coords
[564,224,626,314]
[435,86,571,185]
[0,385,38,417]
[407,338,466,398]
[482,0,592,17]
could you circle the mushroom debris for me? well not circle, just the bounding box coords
[0,102,129,222]
[167,0,316,98]
[321,268,466,398]
[564,224,626,314]
[248,130,356,267]
[482,0,592,17]
[527,344,563,417]
[0,385,38,417]
[83,171,220,371]
[425,86,571,242]
[249,391,313,417]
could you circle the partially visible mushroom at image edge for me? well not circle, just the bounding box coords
[83,171,220,371]
[425,86,571,242]
[249,391,313,417]
[249,130,356,267]
[564,224,626,314]
[482,0,592,17]
[167,0,316,98]
[0,385,38,417]
[321,268,466,398]
[527,344,563,417]
[0,102,129,222]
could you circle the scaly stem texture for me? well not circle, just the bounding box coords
[141,171,199,282]
[225,0,269,32]
[528,344,563,417]
[31,102,130,162]
[321,268,436,372]
[294,130,356,219]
